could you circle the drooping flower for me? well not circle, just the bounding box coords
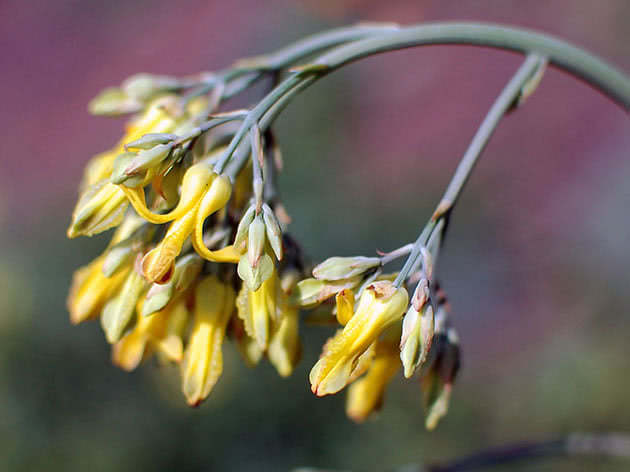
[112,297,188,371]
[181,275,236,406]
[309,280,408,396]
[346,326,401,423]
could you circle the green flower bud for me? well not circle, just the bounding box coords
[247,214,266,268]
[125,133,177,150]
[234,205,256,251]
[101,269,146,344]
[262,204,283,261]
[142,254,203,317]
[313,256,381,281]
[88,87,141,116]
[122,73,182,102]
[238,253,273,292]
[290,276,362,308]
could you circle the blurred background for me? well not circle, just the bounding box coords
[1,1,630,471]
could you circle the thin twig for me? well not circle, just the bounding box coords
[424,432,630,472]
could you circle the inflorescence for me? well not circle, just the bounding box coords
[68,22,629,428]
[66,25,459,429]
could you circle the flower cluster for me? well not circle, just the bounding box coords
[67,68,460,427]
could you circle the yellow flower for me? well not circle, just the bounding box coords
[235,268,278,350]
[81,96,180,190]
[67,182,129,238]
[139,171,236,283]
[267,291,302,377]
[181,276,235,406]
[112,298,187,371]
[67,256,130,325]
[346,327,401,423]
[309,281,408,396]
[233,317,264,368]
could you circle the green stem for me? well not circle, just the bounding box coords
[313,22,630,110]
[186,23,401,104]
[217,22,629,177]
[214,74,305,173]
[394,54,545,287]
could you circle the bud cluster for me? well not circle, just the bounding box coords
[67,57,460,427]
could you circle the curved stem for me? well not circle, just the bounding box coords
[394,54,545,287]
[187,23,401,104]
[217,22,629,176]
[313,22,630,110]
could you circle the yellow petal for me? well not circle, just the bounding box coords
[191,175,237,262]
[67,182,128,238]
[112,328,147,371]
[141,202,199,283]
[181,276,235,406]
[335,289,355,326]
[67,256,129,324]
[309,281,407,396]
[346,343,400,423]
[268,304,301,377]
[236,270,278,350]
[121,163,214,224]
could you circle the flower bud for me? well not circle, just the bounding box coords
[101,265,147,344]
[237,251,273,294]
[125,132,178,150]
[234,205,256,251]
[400,304,434,378]
[110,152,146,187]
[262,204,283,261]
[346,337,400,423]
[334,289,355,326]
[181,276,236,406]
[88,87,141,116]
[236,267,278,350]
[313,256,380,281]
[141,254,203,317]
[421,307,460,431]
[291,276,362,308]
[268,304,301,377]
[67,182,128,238]
[122,73,181,102]
[124,143,174,176]
[247,214,266,268]
[67,256,129,324]
[142,206,198,284]
[102,223,154,277]
[112,298,186,371]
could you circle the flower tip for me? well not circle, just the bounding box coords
[142,249,175,284]
[66,225,79,239]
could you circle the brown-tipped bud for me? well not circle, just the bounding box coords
[262,203,283,261]
[421,302,460,431]
[247,214,266,268]
[411,278,430,312]
[400,304,434,378]
[313,256,381,281]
